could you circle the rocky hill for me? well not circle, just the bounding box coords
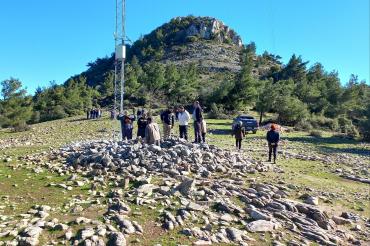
[77,15,282,100]
[129,16,244,74]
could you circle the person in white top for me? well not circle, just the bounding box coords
[177,106,191,140]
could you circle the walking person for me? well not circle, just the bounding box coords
[145,117,161,146]
[192,101,203,143]
[137,112,148,140]
[232,121,245,151]
[160,107,175,140]
[266,124,280,164]
[117,110,136,141]
[177,106,190,141]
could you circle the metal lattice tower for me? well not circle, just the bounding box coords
[114,0,126,114]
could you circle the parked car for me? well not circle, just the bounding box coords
[232,115,259,134]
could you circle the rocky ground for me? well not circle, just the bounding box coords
[0,116,369,245]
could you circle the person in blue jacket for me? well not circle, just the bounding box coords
[266,124,280,164]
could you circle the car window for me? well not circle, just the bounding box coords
[239,116,254,120]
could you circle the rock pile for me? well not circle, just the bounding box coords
[1,139,368,245]
[55,139,280,179]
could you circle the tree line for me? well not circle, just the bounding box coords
[0,43,369,140]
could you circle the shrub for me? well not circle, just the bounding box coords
[186,36,199,43]
[309,115,338,131]
[309,130,323,138]
[347,125,359,139]
[12,121,30,132]
[337,116,360,139]
[30,111,41,124]
[295,120,312,131]
[276,97,309,125]
[49,105,68,120]
[208,103,228,119]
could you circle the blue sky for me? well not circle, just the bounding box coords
[0,0,369,94]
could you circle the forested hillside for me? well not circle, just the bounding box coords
[0,16,369,140]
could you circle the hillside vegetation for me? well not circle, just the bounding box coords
[0,16,369,140]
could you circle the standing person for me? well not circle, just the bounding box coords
[93,109,97,119]
[86,109,90,120]
[177,106,190,141]
[90,109,94,119]
[137,112,148,139]
[192,101,203,143]
[175,107,180,121]
[200,118,207,143]
[117,110,136,140]
[136,108,142,119]
[266,124,280,164]
[145,117,161,146]
[232,121,245,150]
[110,109,116,120]
[160,107,175,140]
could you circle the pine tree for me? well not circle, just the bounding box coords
[255,80,276,124]
[0,78,32,131]
[230,42,260,110]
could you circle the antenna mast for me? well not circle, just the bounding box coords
[114,0,126,114]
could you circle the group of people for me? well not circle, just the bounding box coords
[114,100,280,163]
[232,122,280,164]
[160,102,207,143]
[116,110,161,146]
[86,108,102,120]
[116,101,207,145]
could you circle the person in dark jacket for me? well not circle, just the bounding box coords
[117,110,136,141]
[90,109,94,119]
[266,124,280,164]
[160,107,175,139]
[86,109,90,120]
[192,101,203,143]
[232,121,245,150]
[137,112,148,139]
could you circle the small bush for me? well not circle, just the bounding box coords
[294,120,312,131]
[49,105,68,120]
[309,115,339,131]
[12,121,30,132]
[30,111,40,124]
[309,130,323,138]
[208,103,228,119]
[186,36,199,43]
[347,125,359,139]
[337,116,359,139]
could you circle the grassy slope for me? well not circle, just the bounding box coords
[0,115,369,245]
